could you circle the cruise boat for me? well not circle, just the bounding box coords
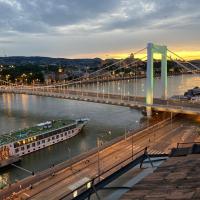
[0,118,89,167]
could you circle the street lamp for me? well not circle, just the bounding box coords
[96,131,112,181]
[97,137,101,182]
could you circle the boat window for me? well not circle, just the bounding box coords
[42,139,45,144]
[72,130,74,133]
[56,135,59,139]
[51,131,56,136]
[64,127,69,131]
[38,135,43,140]
[37,141,40,145]
[15,148,19,153]
[21,146,25,151]
[65,132,67,136]
[60,134,63,137]
[69,124,76,130]
[44,133,51,138]
[52,136,55,140]
[58,129,61,133]
[32,143,35,147]
[49,132,52,137]
[14,142,19,148]
[48,138,50,142]
[27,144,30,149]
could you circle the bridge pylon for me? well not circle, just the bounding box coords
[146,43,167,117]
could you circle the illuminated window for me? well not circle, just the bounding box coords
[87,182,91,189]
[73,191,78,198]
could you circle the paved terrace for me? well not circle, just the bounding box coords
[121,145,200,200]
[1,88,200,115]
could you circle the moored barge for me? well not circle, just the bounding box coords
[0,118,89,168]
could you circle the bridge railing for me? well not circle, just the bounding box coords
[61,148,147,200]
[176,142,200,149]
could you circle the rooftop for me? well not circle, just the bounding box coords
[0,119,75,146]
[120,145,200,200]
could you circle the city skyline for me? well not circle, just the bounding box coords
[0,0,199,59]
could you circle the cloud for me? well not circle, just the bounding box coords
[0,40,14,44]
[0,0,199,57]
[0,0,199,35]
[0,0,119,34]
[100,0,200,32]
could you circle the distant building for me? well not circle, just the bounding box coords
[44,72,56,84]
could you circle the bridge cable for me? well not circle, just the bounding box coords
[167,55,196,74]
[167,49,200,71]
[30,47,147,89]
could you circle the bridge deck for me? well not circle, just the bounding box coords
[0,88,200,115]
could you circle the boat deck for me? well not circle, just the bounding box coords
[0,119,74,146]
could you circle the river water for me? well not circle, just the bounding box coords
[75,74,200,98]
[0,74,199,184]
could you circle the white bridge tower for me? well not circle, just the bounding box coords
[146,43,167,117]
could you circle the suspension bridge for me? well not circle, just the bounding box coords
[0,43,200,200]
[0,43,200,116]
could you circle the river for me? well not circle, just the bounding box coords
[0,74,199,185]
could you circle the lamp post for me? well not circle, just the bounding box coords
[132,120,139,160]
[97,137,101,182]
[170,112,173,129]
[96,131,112,182]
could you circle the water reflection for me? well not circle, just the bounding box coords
[70,74,200,98]
[0,94,143,183]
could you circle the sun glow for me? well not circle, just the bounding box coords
[72,50,200,61]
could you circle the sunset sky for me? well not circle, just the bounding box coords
[0,0,199,60]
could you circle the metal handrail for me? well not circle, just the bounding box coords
[177,142,200,148]
[62,147,147,199]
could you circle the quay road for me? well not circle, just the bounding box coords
[2,116,199,200]
[0,87,200,115]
